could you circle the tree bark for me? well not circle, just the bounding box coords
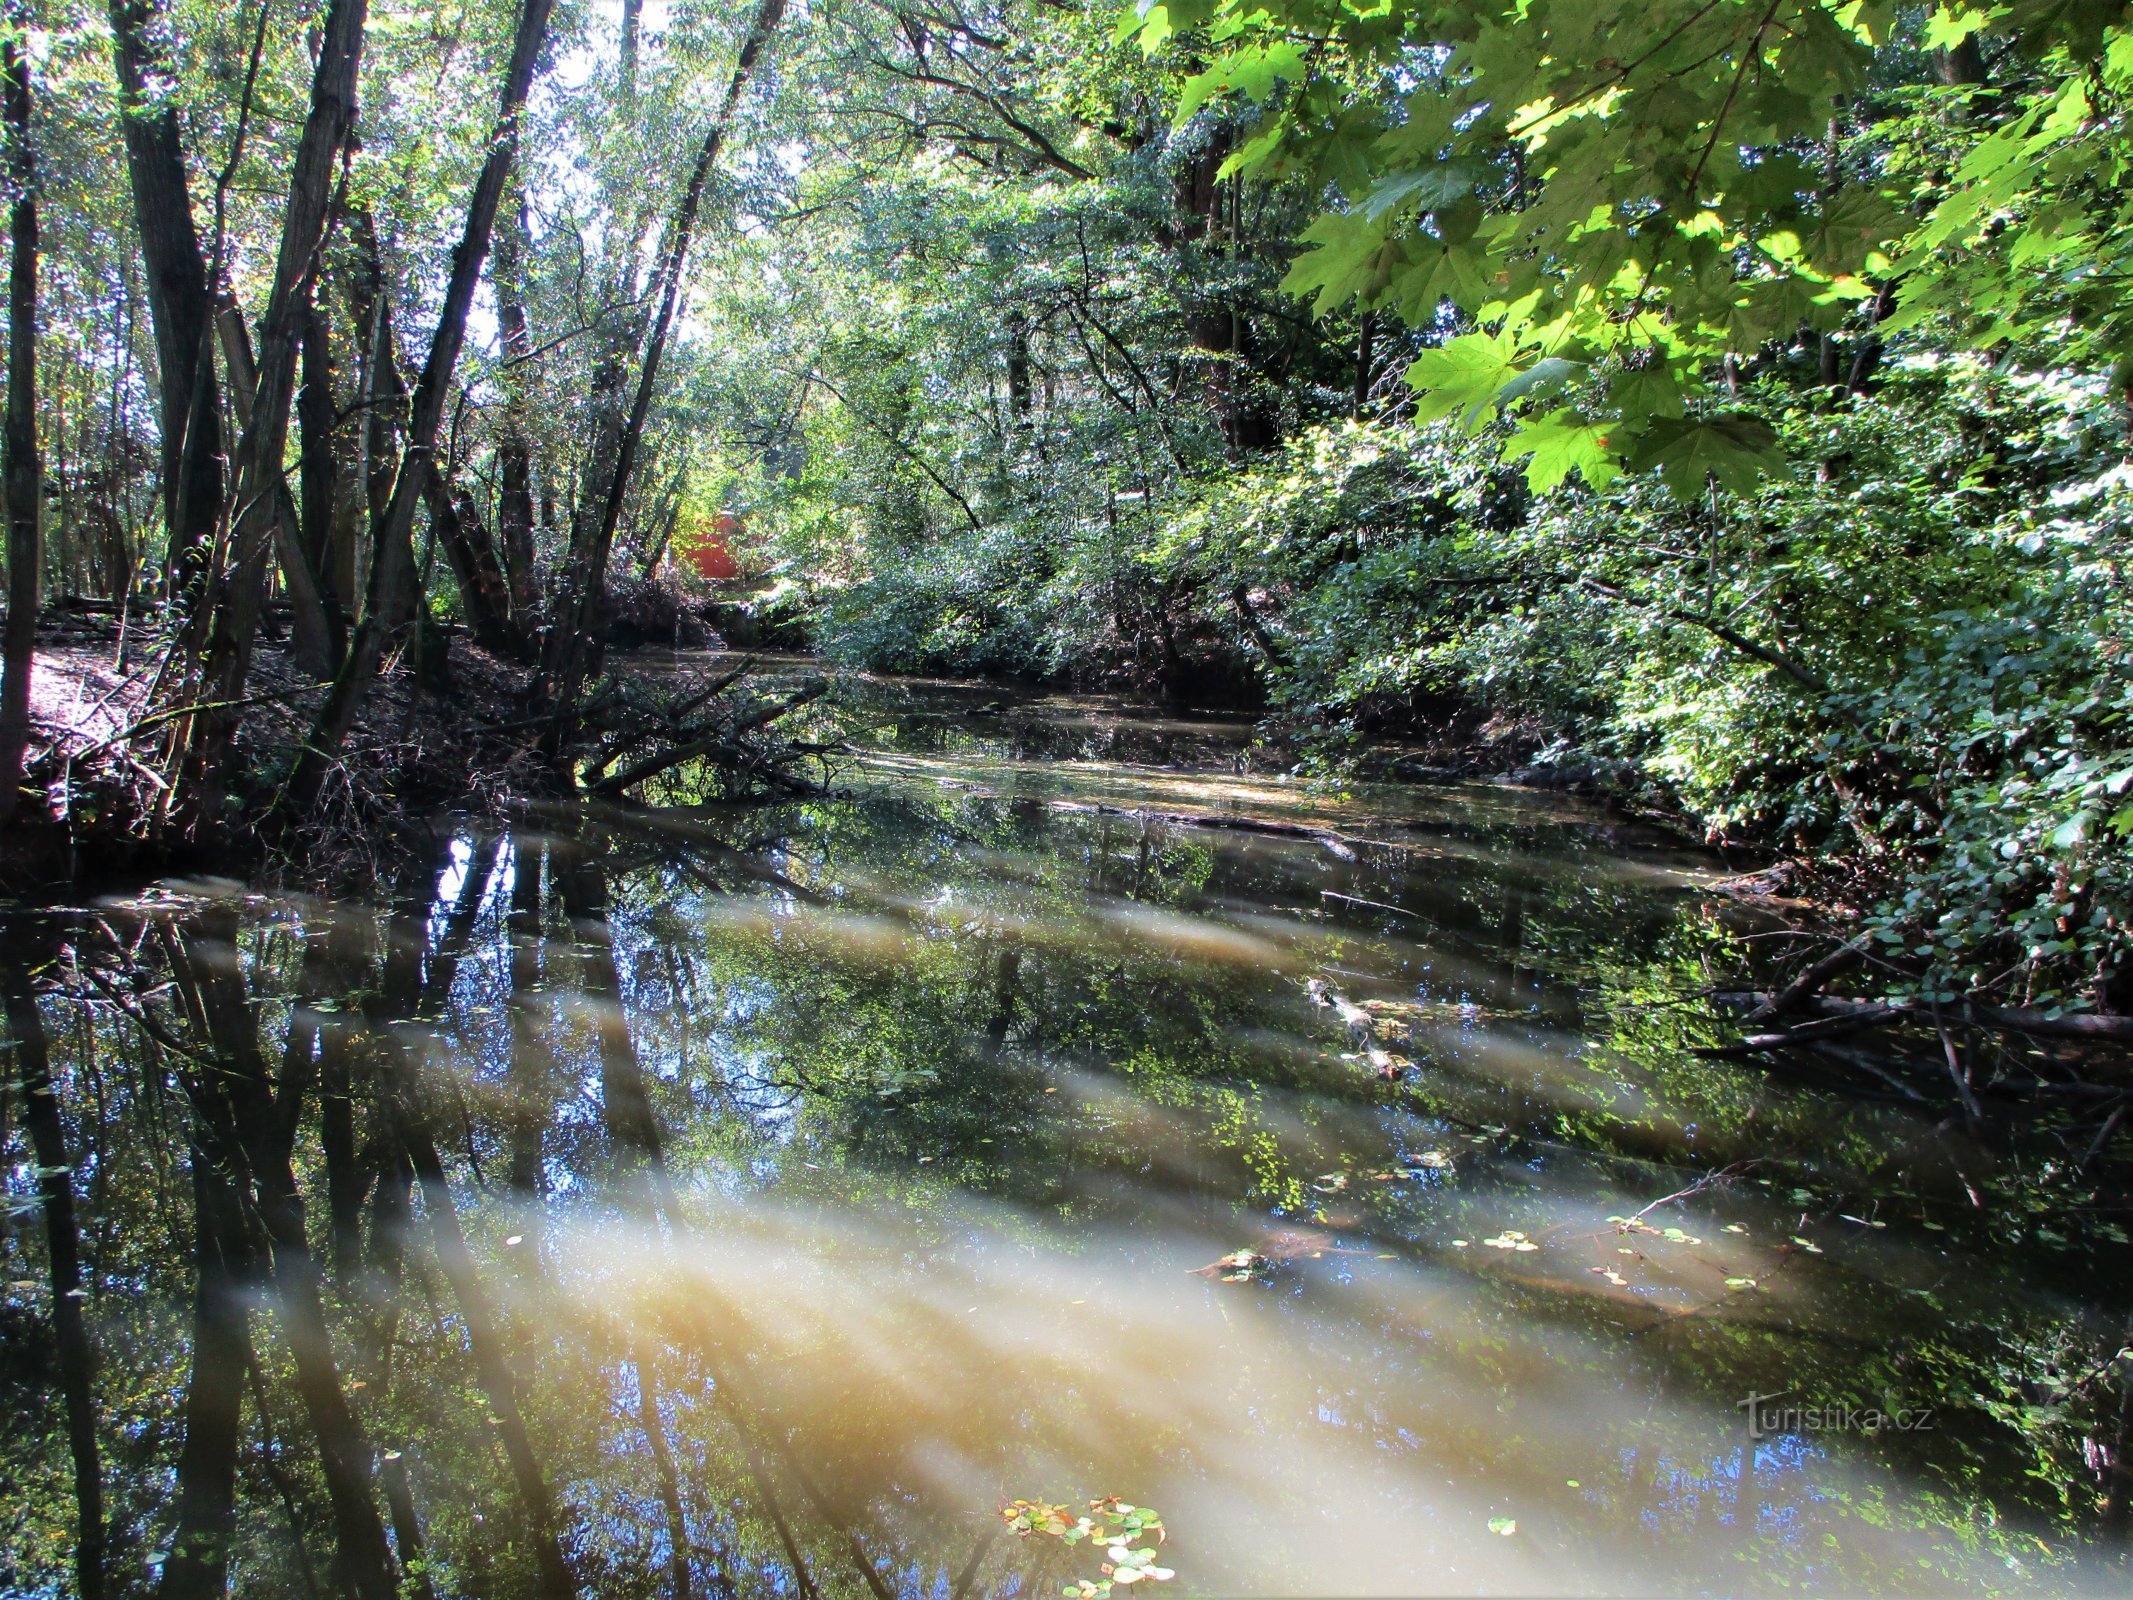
[297,283,349,639]
[542,0,787,725]
[0,6,40,822]
[425,464,530,658]
[285,0,558,814]
[107,0,223,596]
[491,194,543,616]
[215,301,339,676]
[169,0,366,828]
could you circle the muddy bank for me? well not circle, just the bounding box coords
[2,628,558,890]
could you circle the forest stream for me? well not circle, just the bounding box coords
[4,660,2130,1598]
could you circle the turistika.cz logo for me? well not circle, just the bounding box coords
[1738,1390,1937,1441]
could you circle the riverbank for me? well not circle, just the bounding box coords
[2,624,561,889]
[13,621,2133,1071]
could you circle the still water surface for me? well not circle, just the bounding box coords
[3,665,2130,1596]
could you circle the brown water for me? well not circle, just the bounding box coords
[3,665,2130,1597]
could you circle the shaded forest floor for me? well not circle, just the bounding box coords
[6,616,559,890]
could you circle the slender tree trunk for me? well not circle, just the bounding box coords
[425,464,527,658]
[107,0,223,597]
[0,8,39,822]
[297,284,348,642]
[491,195,542,616]
[542,0,787,728]
[285,0,558,815]
[168,0,366,829]
[215,303,338,675]
[377,1452,439,1600]
[3,943,106,1599]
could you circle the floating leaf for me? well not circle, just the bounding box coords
[1488,1516,1517,1536]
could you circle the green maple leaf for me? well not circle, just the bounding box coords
[1620,412,1787,500]
[1506,412,1620,492]
[1362,160,1482,221]
[1805,184,1908,274]
[1405,330,1548,432]
[1281,213,1396,315]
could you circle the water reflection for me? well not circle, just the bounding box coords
[2,683,2130,1596]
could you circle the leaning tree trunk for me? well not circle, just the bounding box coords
[491,193,543,617]
[542,0,788,729]
[164,0,366,833]
[282,0,559,816]
[107,0,223,599]
[0,3,39,822]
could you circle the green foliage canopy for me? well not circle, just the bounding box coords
[1123,0,2133,494]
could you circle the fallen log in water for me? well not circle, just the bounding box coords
[1711,990,2133,1045]
[1740,935,1869,1026]
[589,677,828,797]
[1044,798,1359,856]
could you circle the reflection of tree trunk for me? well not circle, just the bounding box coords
[3,945,106,1598]
[287,910,375,1284]
[1499,883,1529,1009]
[245,1357,326,1600]
[378,849,577,1599]
[635,1339,694,1600]
[377,1452,439,1600]
[985,946,1020,1049]
[158,1156,255,1600]
[554,844,666,1173]
[170,914,400,1600]
[506,836,555,1202]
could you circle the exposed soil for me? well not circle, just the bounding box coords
[4,619,560,892]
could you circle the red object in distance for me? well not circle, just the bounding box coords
[687,510,744,583]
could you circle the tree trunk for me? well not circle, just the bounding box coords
[0,9,39,822]
[543,0,787,727]
[107,0,223,597]
[215,302,339,676]
[297,283,349,641]
[425,464,531,659]
[168,0,366,829]
[285,0,558,815]
[491,195,543,617]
